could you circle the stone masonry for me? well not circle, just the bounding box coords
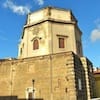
[0,52,94,100]
[0,7,95,100]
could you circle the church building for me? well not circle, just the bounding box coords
[0,7,95,100]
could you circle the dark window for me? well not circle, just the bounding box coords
[77,41,81,54]
[28,92,33,100]
[59,38,64,48]
[20,48,22,55]
[33,39,39,50]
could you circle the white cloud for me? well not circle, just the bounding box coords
[91,28,100,42]
[3,0,30,15]
[34,0,44,5]
[90,19,100,42]
[38,0,44,5]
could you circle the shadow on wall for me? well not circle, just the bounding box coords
[0,96,43,100]
[0,96,17,100]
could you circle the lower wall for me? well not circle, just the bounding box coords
[94,73,100,97]
[0,52,94,100]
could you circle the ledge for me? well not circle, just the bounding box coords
[24,18,76,28]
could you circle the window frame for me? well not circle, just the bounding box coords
[76,40,81,55]
[78,78,82,90]
[33,39,39,50]
[26,87,35,100]
[59,37,65,48]
[28,92,33,100]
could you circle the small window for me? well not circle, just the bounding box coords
[23,43,24,48]
[28,92,33,100]
[89,65,93,73]
[78,78,82,90]
[59,38,64,48]
[77,41,81,55]
[20,48,22,55]
[33,39,39,50]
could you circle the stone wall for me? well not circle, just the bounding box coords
[81,57,95,99]
[0,52,94,100]
[18,7,83,59]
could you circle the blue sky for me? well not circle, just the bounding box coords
[0,0,100,67]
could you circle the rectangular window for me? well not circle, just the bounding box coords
[78,78,82,90]
[20,48,22,55]
[77,41,81,55]
[59,38,64,48]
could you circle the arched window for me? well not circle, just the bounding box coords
[33,39,39,50]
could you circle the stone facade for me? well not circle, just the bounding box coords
[18,7,83,58]
[81,57,95,99]
[93,69,100,97]
[0,52,94,100]
[0,7,95,100]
